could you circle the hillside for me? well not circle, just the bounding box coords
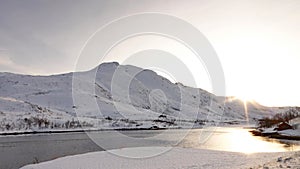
[0,62,291,132]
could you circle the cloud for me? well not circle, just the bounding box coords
[0,0,163,75]
[0,53,11,65]
[0,50,36,74]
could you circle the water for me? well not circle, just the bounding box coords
[179,127,300,153]
[0,127,299,169]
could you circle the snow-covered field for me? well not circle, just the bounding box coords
[0,62,293,133]
[20,147,299,169]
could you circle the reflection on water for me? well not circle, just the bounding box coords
[179,127,300,154]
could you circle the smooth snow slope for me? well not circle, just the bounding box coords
[20,147,292,169]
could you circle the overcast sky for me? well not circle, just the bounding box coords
[0,0,300,106]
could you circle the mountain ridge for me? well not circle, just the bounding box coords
[0,62,294,132]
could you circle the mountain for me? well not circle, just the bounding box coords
[0,62,291,132]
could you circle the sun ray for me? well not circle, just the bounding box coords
[226,96,252,124]
[243,100,249,124]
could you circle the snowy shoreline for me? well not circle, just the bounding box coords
[0,123,254,136]
[0,127,172,136]
[250,127,300,141]
[20,147,299,169]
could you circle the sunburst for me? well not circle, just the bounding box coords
[226,96,255,124]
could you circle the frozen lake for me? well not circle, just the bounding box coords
[1,127,299,169]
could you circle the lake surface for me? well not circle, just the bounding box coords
[0,127,299,169]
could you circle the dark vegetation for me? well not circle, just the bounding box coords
[0,117,94,131]
[257,108,300,128]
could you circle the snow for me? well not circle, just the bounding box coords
[1,62,299,169]
[0,62,295,133]
[279,129,300,137]
[256,117,300,137]
[291,117,300,129]
[262,127,277,134]
[251,152,300,169]
[20,147,296,169]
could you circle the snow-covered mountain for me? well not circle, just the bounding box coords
[0,62,292,132]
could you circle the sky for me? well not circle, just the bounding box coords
[0,0,300,107]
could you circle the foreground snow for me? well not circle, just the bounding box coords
[20,147,297,169]
[251,151,300,169]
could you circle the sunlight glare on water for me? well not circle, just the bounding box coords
[180,127,300,154]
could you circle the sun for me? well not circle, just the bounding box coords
[227,95,256,124]
[237,96,254,103]
[228,96,254,104]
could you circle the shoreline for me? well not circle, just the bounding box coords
[0,127,171,136]
[0,124,253,136]
[249,130,300,141]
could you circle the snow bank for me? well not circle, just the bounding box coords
[261,127,277,134]
[279,129,300,137]
[21,147,290,169]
